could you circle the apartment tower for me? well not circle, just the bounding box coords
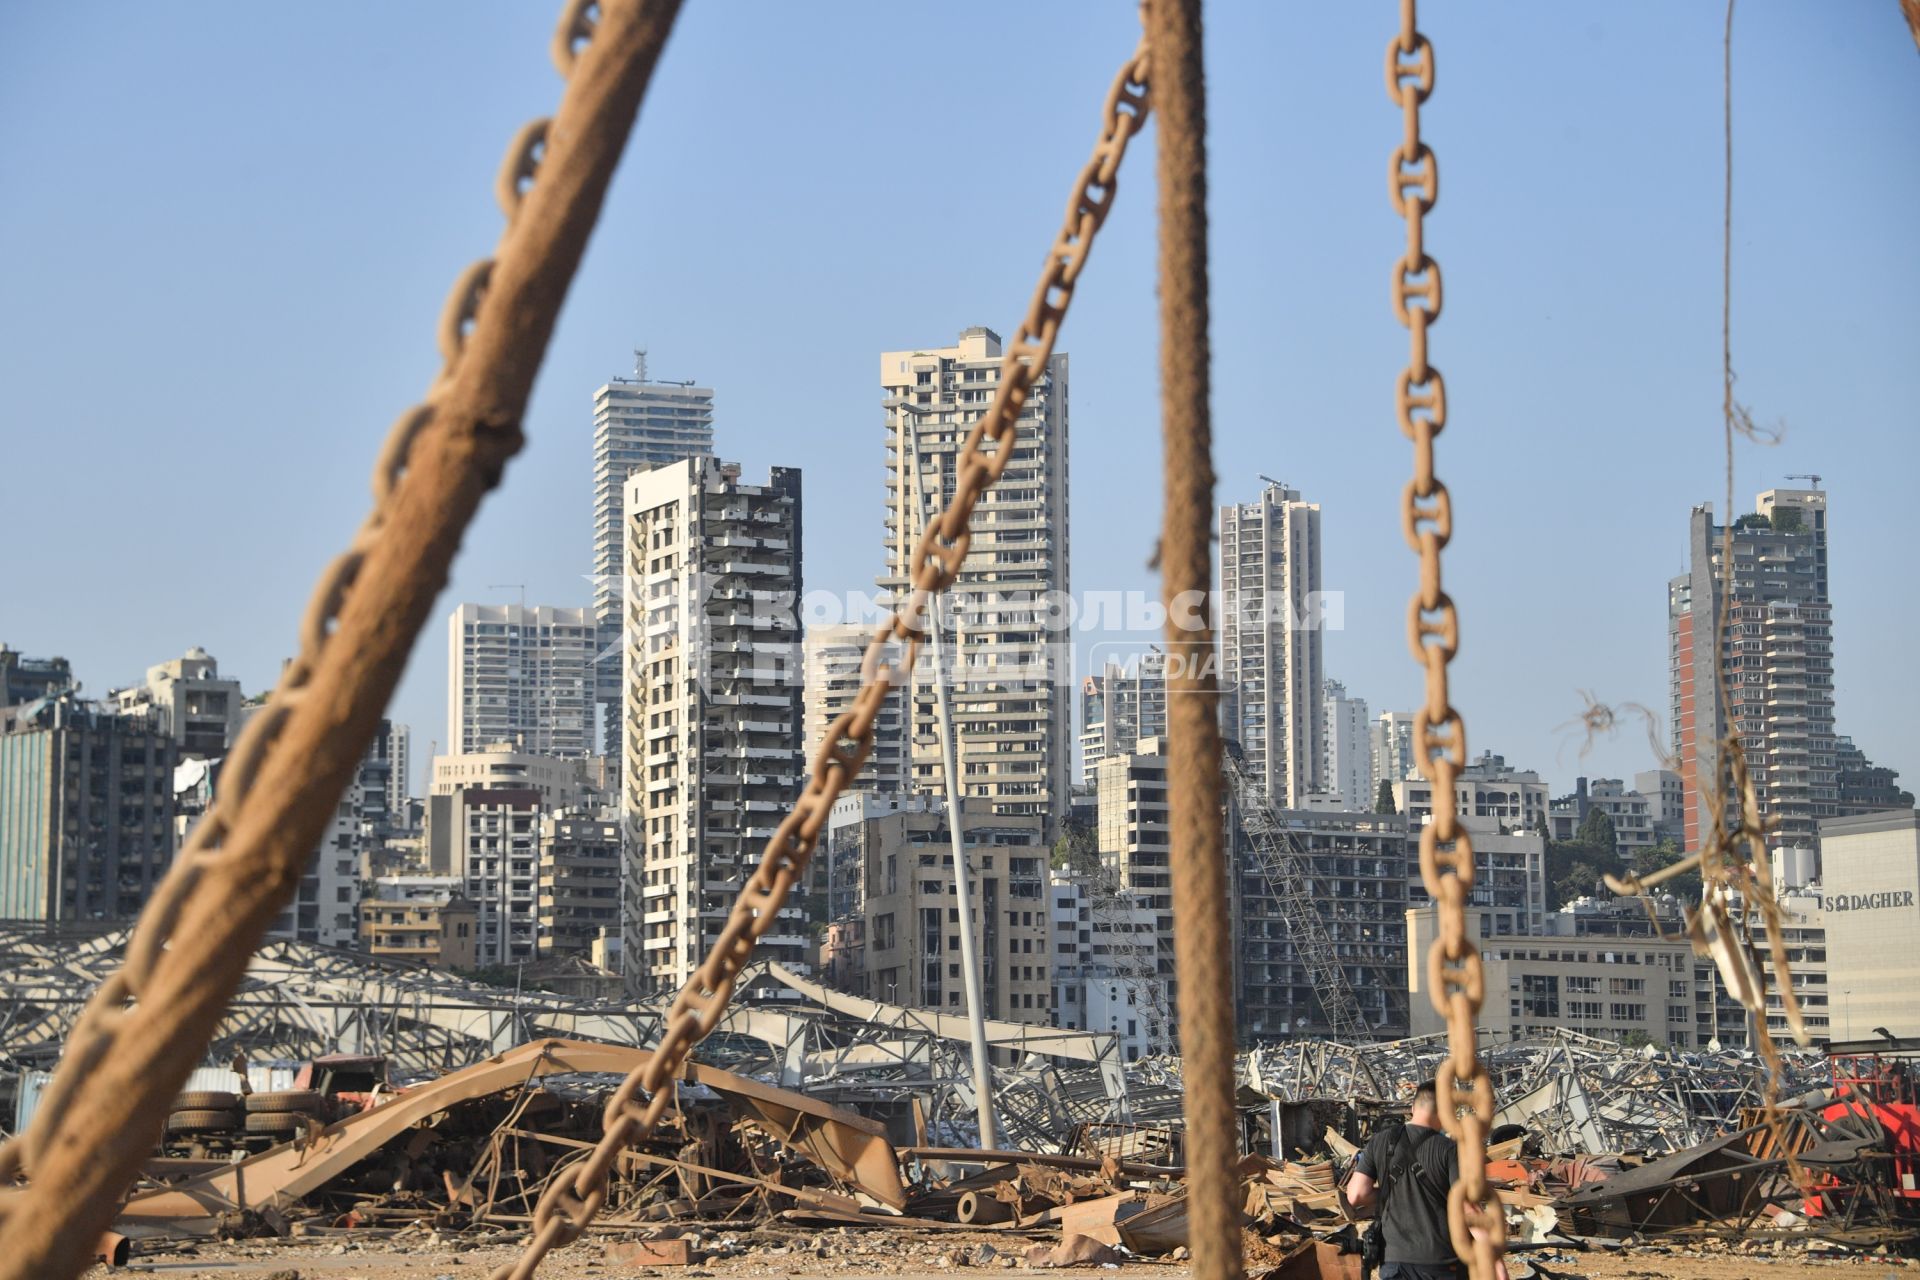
[1220,482,1325,807]
[879,327,1071,835]
[621,457,805,994]
[446,604,596,758]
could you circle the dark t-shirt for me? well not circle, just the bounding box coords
[1354,1122,1461,1268]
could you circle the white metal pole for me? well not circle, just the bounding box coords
[905,406,999,1149]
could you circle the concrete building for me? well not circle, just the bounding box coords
[110,647,243,759]
[1323,679,1374,811]
[1404,815,1548,936]
[857,800,1054,1023]
[538,808,621,960]
[1548,777,1658,851]
[1220,481,1324,808]
[1394,752,1550,834]
[1049,873,1172,1061]
[384,723,412,815]
[427,745,586,874]
[1670,489,1836,852]
[1831,737,1913,817]
[1371,711,1416,798]
[267,725,401,951]
[455,787,542,966]
[802,624,905,795]
[447,603,595,759]
[0,694,176,921]
[1234,807,1410,1040]
[1635,768,1685,843]
[1409,897,1707,1047]
[0,646,73,706]
[592,361,715,765]
[358,877,478,969]
[1079,652,1169,786]
[1819,809,1920,1040]
[819,791,940,938]
[880,327,1071,834]
[622,457,805,994]
[1095,739,1172,959]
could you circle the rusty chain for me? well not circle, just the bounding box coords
[481,31,1152,1280]
[0,1,682,1274]
[1388,2,1506,1278]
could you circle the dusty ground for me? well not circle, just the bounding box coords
[83,1228,1920,1280]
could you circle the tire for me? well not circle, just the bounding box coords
[245,1089,328,1116]
[244,1110,313,1136]
[166,1108,239,1134]
[175,1090,241,1112]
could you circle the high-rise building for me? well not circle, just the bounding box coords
[109,647,243,759]
[272,724,398,950]
[426,744,587,874]
[538,807,622,960]
[1371,710,1416,797]
[622,457,805,994]
[384,723,413,814]
[0,646,73,706]
[1220,482,1324,807]
[1095,738,1174,1004]
[879,328,1071,835]
[1670,489,1836,852]
[446,604,596,759]
[0,693,176,922]
[802,624,906,794]
[1322,678,1374,811]
[1079,652,1168,785]
[592,361,715,763]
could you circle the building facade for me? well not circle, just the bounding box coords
[1079,652,1169,786]
[0,695,176,922]
[622,457,805,994]
[1548,777,1658,851]
[1219,482,1324,807]
[359,877,478,969]
[1371,711,1416,798]
[592,362,715,764]
[0,646,73,706]
[1403,815,1549,936]
[111,647,243,759]
[427,744,587,874]
[1670,489,1836,852]
[1323,679,1374,811]
[538,808,621,960]
[1394,752,1550,834]
[1049,872,1173,1061]
[802,623,906,795]
[447,603,596,759]
[1819,809,1920,1041]
[879,327,1071,834]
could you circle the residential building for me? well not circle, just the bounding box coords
[1095,739,1172,965]
[1831,737,1913,817]
[456,787,542,965]
[819,791,939,938]
[384,723,413,815]
[880,327,1071,834]
[592,360,716,764]
[109,647,243,759]
[1635,768,1685,843]
[1233,807,1410,1040]
[802,624,906,794]
[1548,777,1657,851]
[1323,679,1373,811]
[1394,752,1550,833]
[1409,898,1707,1047]
[0,694,176,921]
[857,800,1054,1023]
[1818,809,1920,1041]
[1080,652,1169,785]
[1404,815,1548,936]
[1371,711,1416,797]
[622,457,805,994]
[1049,872,1173,1061]
[1669,489,1836,852]
[358,877,478,969]
[0,646,73,706]
[1219,481,1324,807]
[427,745,585,874]
[538,807,621,960]
[447,603,596,759]
[268,726,400,950]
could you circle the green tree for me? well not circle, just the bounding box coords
[1374,780,1398,814]
[1630,838,1701,905]
[1577,807,1617,858]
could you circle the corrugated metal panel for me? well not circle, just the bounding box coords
[183,1066,246,1096]
[12,1070,53,1134]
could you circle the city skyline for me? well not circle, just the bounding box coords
[3,3,1915,801]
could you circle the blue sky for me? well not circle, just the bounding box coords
[2,3,1915,798]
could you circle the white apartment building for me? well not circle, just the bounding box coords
[1323,678,1374,810]
[111,646,244,759]
[1079,652,1169,785]
[879,327,1071,836]
[592,361,715,762]
[1220,482,1324,807]
[1372,711,1417,794]
[1049,872,1173,1060]
[446,604,595,758]
[802,623,906,794]
[426,744,587,874]
[1394,752,1551,834]
[622,457,806,995]
[1403,814,1549,936]
[384,723,412,814]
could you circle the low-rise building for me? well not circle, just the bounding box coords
[358,877,478,968]
[1819,809,1920,1041]
[1048,872,1172,1060]
[1549,777,1658,851]
[1404,815,1547,935]
[110,647,244,760]
[1395,752,1550,833]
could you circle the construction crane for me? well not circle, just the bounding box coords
[1785,473,1823,489]
[1221,750,1371,1042]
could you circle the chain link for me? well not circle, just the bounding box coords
[0,0,596,1224]
[479,30,1152,1280]
[1389,2,1506,1277]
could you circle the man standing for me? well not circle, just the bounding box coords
[1342,1079,1503,1280]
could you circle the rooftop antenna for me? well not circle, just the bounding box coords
[634,347,648,382]
[1785,473,1823,489]
[488,583,527,610]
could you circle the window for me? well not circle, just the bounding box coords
[874,914,896,950]
[1521,974,1559,1018]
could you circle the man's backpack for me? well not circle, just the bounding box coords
[1358,1124,1449,1278]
